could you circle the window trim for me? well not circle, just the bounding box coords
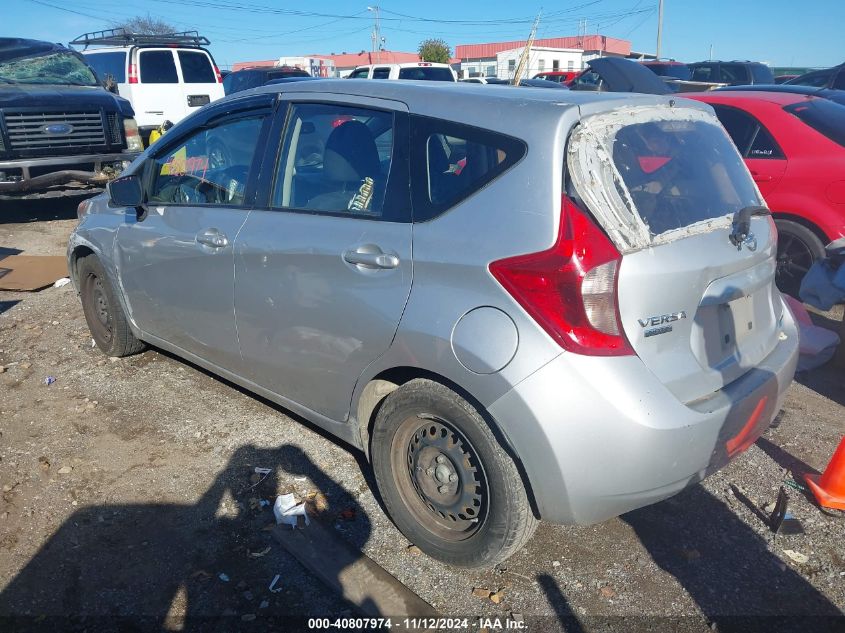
[409,114,528,223]
[712,104,785,160]
[141,102,274,210]
[261,99,412,223]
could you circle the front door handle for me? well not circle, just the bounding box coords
[196,228,229,248]
[343,246,399,270]
[750,171,773,182]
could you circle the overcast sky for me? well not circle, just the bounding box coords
[10,0,842,70]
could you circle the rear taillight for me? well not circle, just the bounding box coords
[489,196,634,356]
[128,63,138,84]
[213,64,223,83]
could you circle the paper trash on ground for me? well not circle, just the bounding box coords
[273,493,310,528]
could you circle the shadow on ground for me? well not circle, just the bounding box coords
[0,194,90,225]
[0,444,370,631]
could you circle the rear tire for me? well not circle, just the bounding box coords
[775,219,826,297]
[371,379,537,568]
[77,254,146,357]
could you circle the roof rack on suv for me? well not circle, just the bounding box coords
[69,28,210,49]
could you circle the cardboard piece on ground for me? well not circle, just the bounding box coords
[273,520,438,621]
[0,256,68,291]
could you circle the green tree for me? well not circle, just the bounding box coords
[113,14,178,35]
[418,38,452,64]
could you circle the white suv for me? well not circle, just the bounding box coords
[72,29,225,144]
[347,62,456,81]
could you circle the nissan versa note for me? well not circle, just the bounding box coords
[68,80,799,567]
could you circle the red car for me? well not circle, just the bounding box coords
[687,90,845,295]
[533,70,578,84]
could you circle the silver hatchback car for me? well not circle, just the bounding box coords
[68,80,799,567]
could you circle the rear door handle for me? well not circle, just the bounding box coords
[196,228,229,248]
[343,247,399,270]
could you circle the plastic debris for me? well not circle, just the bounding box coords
[218,572,230,582]
[254,467,272,475]
[784,296,840,371]
[43,376,56,386]
[273,493,309,528]
[248,546,271,559]
[53,277,71,288]
[259,600,269,609]
[783,550,809,564]
[472,587,492,599]
[268,574,282,593]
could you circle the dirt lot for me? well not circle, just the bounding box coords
[0,197,843,631]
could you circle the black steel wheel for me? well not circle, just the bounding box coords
[371,379,537,567]
[77,255,146,357]
[396,416,488,542]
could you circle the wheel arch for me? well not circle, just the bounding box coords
[771,211,832,244]
[354,366,540,518]
[69,244,96,289]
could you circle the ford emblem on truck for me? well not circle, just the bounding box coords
[42,123,74,135]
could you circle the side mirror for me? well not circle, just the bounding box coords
[108,174,144,208]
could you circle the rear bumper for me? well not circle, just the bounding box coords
[0,152,138,194]
[487,301,799,525]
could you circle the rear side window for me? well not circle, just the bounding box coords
[372,67,391,79]
[140,50,178,84]
[410,115,526,221]
[784,99,845,147]
[178,51,215,83]
[711,105,784,159]
[568,108,763,251]
[719,64,749,85]
[149,115,267,206]
[272,103,396,219]
[84,52,126,83]
[398,67,454,81]
[749,64,774,84]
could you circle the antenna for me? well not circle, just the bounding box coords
[513,11,541,86]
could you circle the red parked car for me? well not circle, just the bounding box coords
[687,90,845,295]
[533,70,578,84]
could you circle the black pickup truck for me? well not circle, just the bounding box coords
[0,38,142,200]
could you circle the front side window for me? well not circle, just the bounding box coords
[140,50,178,84]
[84,52,126,83]
[411,115,526,221]
[149,115,266,206]
[690,64,715,82]
[178,51,216,83]
[0,51,98,86]
[272,103,395,218]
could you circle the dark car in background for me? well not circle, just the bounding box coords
[223,66,311,95]
[688,60,774,86]
[642,60,691,80]
[785,62,845,90]
[0,38,142,200]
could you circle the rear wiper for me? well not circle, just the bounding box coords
[729,205,770,249]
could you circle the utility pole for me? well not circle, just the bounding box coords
[513,11,541,86]
[368,6,381,63]
[656,0,664,59]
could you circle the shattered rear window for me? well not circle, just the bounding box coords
[567,106,763,251]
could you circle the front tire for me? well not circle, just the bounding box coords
[371,379,537,567]
[77,254,146,357]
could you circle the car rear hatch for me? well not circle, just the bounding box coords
[567,103,784,404]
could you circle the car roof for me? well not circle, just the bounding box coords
[247,78,702,117]
[685,90,811,106]
[0,37,68,61]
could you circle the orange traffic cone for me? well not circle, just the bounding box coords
[804,436,845,511]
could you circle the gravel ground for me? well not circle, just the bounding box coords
[0,198,843,632]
